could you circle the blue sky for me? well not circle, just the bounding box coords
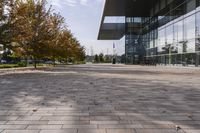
[48,0,125,55]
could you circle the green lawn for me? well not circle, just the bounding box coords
[0,64,22,69]
[0,63,45,69]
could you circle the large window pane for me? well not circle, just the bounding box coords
[177,20,184,42]
[150,31,154,48]
[154,29,158,48]
[187,39,196,53]
[184,15,195,40]
[184,14,195,53]
[174,20,184,53]
[166,24,173,45]
[158,28,166,53]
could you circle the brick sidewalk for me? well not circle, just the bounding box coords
[0,64,200,133]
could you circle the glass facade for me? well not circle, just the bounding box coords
[125,0,200,66]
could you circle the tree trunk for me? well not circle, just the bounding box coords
[33,57,37,69]
[25,56,28,67]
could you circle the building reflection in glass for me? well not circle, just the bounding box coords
[124,0,200,66]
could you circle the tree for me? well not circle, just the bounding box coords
[0,0,13,48]
[0,0,85,67]
[105,55,111,63]
[45,13,65,65]
[10,0,53,68]
[94,54,99,63]
[99,53,104,63]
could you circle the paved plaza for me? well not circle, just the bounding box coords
[0,64,200,133]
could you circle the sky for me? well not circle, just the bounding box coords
[47,0,125,55]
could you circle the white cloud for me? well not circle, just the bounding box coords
[65,0,77,7]
[49,0,103,7]
[49,0,62,8]
[80,0,88,6]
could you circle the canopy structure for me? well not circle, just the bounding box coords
[98,0,157,40]
[98,22,125,40]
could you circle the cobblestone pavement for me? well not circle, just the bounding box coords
[0,64,200,133]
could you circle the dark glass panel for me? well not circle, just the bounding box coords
[186,0,196,13]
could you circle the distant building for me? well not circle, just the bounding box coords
[98,0,200,66]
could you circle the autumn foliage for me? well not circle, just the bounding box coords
[0,0,85,68]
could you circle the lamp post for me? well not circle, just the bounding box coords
[113,42,116,64]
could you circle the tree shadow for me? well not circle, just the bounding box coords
[0,65,200,132]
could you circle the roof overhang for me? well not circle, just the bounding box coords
[98,0,157,40]
[103,0,126,16]
[98,0,125,40]
[98,23,125,40]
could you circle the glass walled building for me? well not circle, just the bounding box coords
[98,0,200,66]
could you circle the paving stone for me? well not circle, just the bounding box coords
[160,116,192,121]
[16,116,42,121]
[90,116,119,121]
[62,125,97,129]
[0,116,19,121]
[78,129,106,133]
[173,121,200,125]
[38,108,56,111]
[135,129,185,133]
[48,121,89,125]
[52,112,89,116]
[106,129,136,133]
[41,116,79,121]
[27,125,62,130]
[142,124,172,129]
[98,124,143,129]
[0,125,27,129]
[6,121,49,125]
[175,124,200,129]
[184,130,200,133]
[1,64,200,132]
[90,121,119,124]
[0,122,6,124]
[40,129,77,133]
[2,130,39,133]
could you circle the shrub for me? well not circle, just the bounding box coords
[17,62,27,67]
